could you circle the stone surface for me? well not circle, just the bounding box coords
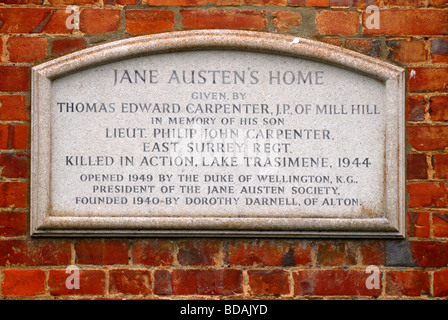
[30,30,405,237]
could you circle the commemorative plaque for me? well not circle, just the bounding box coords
[31,30,405,237]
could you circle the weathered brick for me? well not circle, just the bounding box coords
[383,0,425,6]
[132,240,174,266]
[360,241,386,265]
[407,126,448,151]
[294,270,381,296]
[407,183,448,208]
[433,154,448,179]
[7,37,47,63]
[406,96,426,121]
[49,0,99,4]
[2,269,45,296]
[386,271,430,296]
[330,0,359,7]
[181,9,267,30]
[272,11,301,31]
[408,68,448,92]
[429,96,448,121]
[406,212,430,238]
[0,124,29,150]
[434,270,448,297]
[363,10,448,35]
[75,240,129,265]
[0,0,42,3]
[0,211,27,237]
[148,0,243,4]
[387,39,428,63]
[0,153,29,178]
[154,269,172,295]
[433,212,448,237]
[109,269,152,295]
[227,240,295,266]
[248,270,290,296]
[246,0,287,5]
[49,269,106,296]
[316,242,357,266]
[177,240,220,266]
[430,39,448,63]
[407,153,428,180]
[0,240,71,266]
[0,182,27,208]
[51,38,87,57]
[80,9,121,35]
[410,241,448,267]
[385,241,416,267]
[429,0,448,7]
[0,67,29,92]
[316,11,359,36]
[0,95,28,121]
[289,0,330,6]
[345,38,381,57]
[168,269,243,295]
[125,10,175,35]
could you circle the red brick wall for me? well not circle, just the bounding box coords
[1,0,447,299]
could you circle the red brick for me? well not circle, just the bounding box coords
[407,183,448,208]
[75,240,128,265]
[406,96,426,121]
[430,39,448,63]
[148,0,243,5]
[248,270,289,296]
[407,126,448,151]
[433,212,448,237]
[387,39,428,63]
[132,240,174,266]
[317,242,357,266]
[80,9,121,35]
[429,0,448,6]
[318,37,342,46]
[49,269,106,296]
[360,241,386,265]
[407,68,448,92]
[316,11,359,36]
[363,10,448,35]
[0,0,42,3]
[51,38,87,57]
[0,182,27,208]
[345,38,381,57]
[181,9,267,30]
[434,154,448,179]
[169,269,242,295]
[386,271,430,296]
[109,269,152,295]
[7,37,47,63]
[434,270,448,296]
[42,9,76,34]
[294,269,381,296]
[0,67,29,92]
[407,154,428,180]
[330,0,359,6]
[125,10,175,35]
[0,240,71,266]
[406,212,430,237]
[289,0,330,6]
[0,95,28,121]
[154,269,172,295]
[429,96,448,121]
[246,0,287,4]
[227,240,294,266]
[272,11,301,31]
[0,124,29,150]
[0,153,29,178]
[49,0,99,4]
[177,240,220,266]
[0,211,27,237]
[2,269,45,296]
[410,241,448,267]
[383,0,425,6]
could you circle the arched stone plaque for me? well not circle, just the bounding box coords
[31,30,405,237]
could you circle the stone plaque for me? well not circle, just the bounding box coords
[31,30,405,237]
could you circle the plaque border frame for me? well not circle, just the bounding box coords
[31,30,405,238]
